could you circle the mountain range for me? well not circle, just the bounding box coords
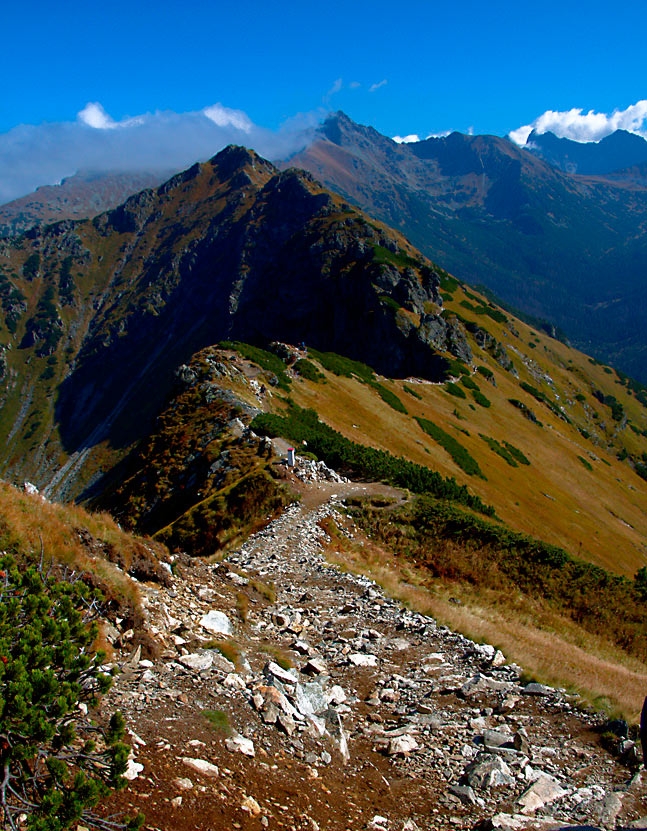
[4,113,647,380]
[288,113,647,379]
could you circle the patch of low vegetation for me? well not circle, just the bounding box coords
[261,643,294,670]
[0,519,146,829]
[471,389,492,408]
[593,389,625,422]
[202,709,232,735]
[403,384,422,400]
[294,358,325,383]
[20,285,64,357]
[445,382,466,399]
[415,417,484,478]
[249,577,277,603]
[476,365,494,381]
[479,434,527,467]
[460,375,479,391]
[307,349,375,383]
[207,638,242,668]
[252,403,494,515]
[371,244,421,270]
[0,269,26,333]
[58,255,76,305]
[578,455,594,471]
[369,381,408,414]
[352,495,647,663]
[219,341,291,390]
[22,251,40,280]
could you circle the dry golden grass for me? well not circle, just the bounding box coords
[323,522,647,721]
[0,481,167,616]
[277,308,647,578]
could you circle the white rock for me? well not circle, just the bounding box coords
[516,773,567,814]
[123,756,144,780]
[223,673,247,689]
[173,777,194,790]
[181,757,219,778]
[179,652,213,672]
[387,735,419,755]
[265,661,298,684]
[200,610,232,635]
[225,734,255,757]
[348,652,378,667]
[241,796,262,815]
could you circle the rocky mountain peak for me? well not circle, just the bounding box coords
[209,144,276,182]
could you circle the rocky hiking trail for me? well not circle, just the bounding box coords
[100,461,647,831]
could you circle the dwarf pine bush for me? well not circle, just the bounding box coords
[0,554,142,831]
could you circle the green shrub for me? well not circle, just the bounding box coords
[502,441,530,465]
[0,555,140,830]
[403,384,422,400]
[369,381,408,413]
[445,382,466,399]
[480,434,518,467]
[460,375,479,391]
[471,390,491,408]
[307,349,375,383]
[22,253,40,281]
[578,455,593,471]
[415,417,484,478]
[294,359,325,383]
[476,365,494,380]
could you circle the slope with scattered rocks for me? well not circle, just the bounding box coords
[96,464,647,831]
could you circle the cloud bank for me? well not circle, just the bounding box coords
[509,100,647,146]
[0,102,321,205]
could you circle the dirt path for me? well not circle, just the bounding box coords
[100,482,647,831]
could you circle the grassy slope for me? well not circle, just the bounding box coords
[253,288,647,579]
[0,481,170,642]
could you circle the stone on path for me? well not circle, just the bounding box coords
[516,773,567,814]
[178,652,213,672]
[200,610,232,635]
[181,757,219,777]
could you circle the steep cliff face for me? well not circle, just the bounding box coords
[0,146,461,496]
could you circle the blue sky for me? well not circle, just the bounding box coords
[4,0,646,138]
[1,0,646,201]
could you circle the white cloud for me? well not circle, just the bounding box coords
[0,102,320,205]
[349,81,361,89]
[369,79,387,93]
[393,134,420,143]
[78,102,116,129]
[509,100,647,145]
[203,103,253,133]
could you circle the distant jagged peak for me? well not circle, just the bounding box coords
[524,128,647,176]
